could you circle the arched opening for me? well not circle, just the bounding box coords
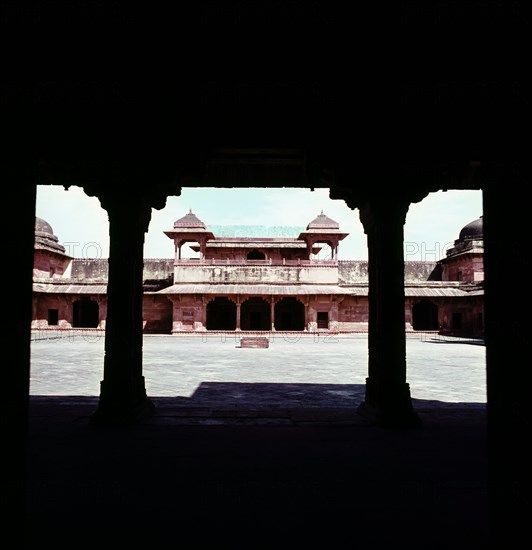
[178,239,201,259]
[206,297,236,330]
[241,297,270,330]
[72,298,99,328]
[274,297,305,331]
[309,240,335,260]
[247,249,266,260]
[412,300,439,330]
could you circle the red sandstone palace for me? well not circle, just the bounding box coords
[32,210,484,337]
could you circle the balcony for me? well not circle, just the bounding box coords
[173,258,339,284]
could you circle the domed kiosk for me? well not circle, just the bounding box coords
[298,211,348,260]
[32,216,104,330]
[164,209,214,259]
[443,216,484,271]
[34,216,67,255]
[33,217,70,278]
[430,215,485,337]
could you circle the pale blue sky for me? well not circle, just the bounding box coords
[35,185,483,261]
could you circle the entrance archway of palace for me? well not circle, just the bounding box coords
[274,297,305,331]
[241,296,270,330]
[72,298,99,328]
[206,297,236,330]
[412,300,439,331]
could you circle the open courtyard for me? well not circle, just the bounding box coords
[30,332,486,408]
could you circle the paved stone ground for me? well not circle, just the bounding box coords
[24,333,490,549]
[29,332,487,407]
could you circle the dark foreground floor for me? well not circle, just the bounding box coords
[24,396,489,549]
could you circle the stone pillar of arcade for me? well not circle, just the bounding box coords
[90,191,155,425]
[358,198,421,427]
[86,170,177,426]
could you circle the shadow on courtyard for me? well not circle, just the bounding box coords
[421,336,485,346]
[25,382,489,548]
[161,381,365,409]
[29,381,486,421]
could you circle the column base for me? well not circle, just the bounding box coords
[90,377,155,427]
[357,377,422,428]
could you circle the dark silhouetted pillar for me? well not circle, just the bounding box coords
[5,164,36,543]
[483,164,528,546]
[358,199,421,427]
[91,195,155,425]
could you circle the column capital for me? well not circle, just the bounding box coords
[89,189,154,234]
[358,197,411,234]
[81,162,182,224]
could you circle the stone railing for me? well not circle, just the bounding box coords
[174,258,338,267]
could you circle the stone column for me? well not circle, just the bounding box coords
[199,237,206,259]
[358,199,421,427]
[330,297,342,332]
[200,296,208,329]
[270,298,276,331]
[168,296,181,333]
[97,296,107,328]
[59,295,72,327]
[306,298,315,331]
[235,299,242,331]
[305,237,313,259]
[91,195,155,426]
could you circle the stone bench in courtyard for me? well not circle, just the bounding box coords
[237,336,270,348]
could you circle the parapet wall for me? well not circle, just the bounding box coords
[338,260,441,284]
[68,258,440,284]
[143,259,174,280]
[70,258,174,282]
[71,259,109,281]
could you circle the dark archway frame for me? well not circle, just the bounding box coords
[9,145,524,549]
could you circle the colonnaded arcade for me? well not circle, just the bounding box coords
[11,153,527,550]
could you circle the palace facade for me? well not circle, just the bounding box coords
[32,210,484,337]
